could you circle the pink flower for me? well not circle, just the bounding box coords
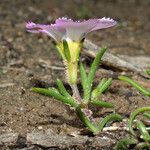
[26,17,117,43]
[26,17,117,84]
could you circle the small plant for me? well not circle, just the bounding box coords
[26,17,122,134]
[116,107,150,150]
[118,75,150,97]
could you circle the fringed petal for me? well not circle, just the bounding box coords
[91,17,117,31]
[26,17,117,42]
[55,17,73,24]
[26,22,65,42]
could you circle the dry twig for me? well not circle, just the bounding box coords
[83,39,149,78]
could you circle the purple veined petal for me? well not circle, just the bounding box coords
[26,17,117,42]
[91,17,117,31]
[26,22,65,42]
[55,19,99,41]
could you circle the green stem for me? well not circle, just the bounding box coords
[80,63,87,94]
[71,84,82,103]
[76,107,99,134]
[67,61,78,85]
[118,75,150,96]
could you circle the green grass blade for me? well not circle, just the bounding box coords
[143,112,150,119]
[91,100,113,108]
[84,48,107,103]
[48,87,59,93]
[98,113,123,131]
[116,138,137,150]
[137,120,150,142]
[96,78,107,89]
[56,79,71,98]
[128,107,150,135]
[118,75,150,96]
[88,48,107,86]
[91,78,106,99]
[91,78,112,100]
[32,87,78,108]
[99,78,112,93]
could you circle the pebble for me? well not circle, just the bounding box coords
[38,126,43,130]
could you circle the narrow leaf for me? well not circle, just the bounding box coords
[98,113,123,131]
[128,107,150,135]
[48,87,59,93]
[84,48,107,103]
[88,48,107,86]
[63,40,71,62]
[91,78,112,99]
[97,78,107,89]
[32,87,78,108]
[116,138,137,150]
[143,112,150,119]
[137,120,150,142]
[79,63,87,91]
[99,78,112,93]
[91,100,113,108]
[118,75,150,96]
[91,78,106,99]
[56,79,71,98]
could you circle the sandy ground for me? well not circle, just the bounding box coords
[0,0,150,149]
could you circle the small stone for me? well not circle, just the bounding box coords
[38,126,43,130]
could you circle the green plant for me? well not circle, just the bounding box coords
[116,107,150,150]
[32,47,122,134]
[118,75,150,97]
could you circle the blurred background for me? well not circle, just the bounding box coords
[0,0,150,57]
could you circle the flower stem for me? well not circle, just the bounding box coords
[76,106,99,134]
[66,61,78,85]
[71,84,82,103]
